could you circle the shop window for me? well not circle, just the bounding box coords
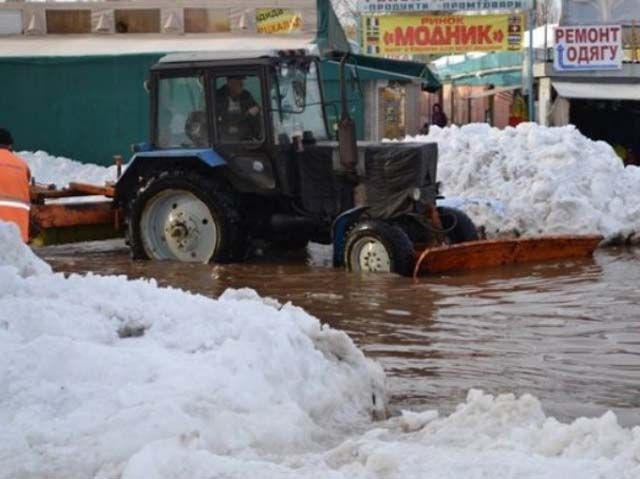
[114,9,160,34]
[46,10,91,34]
[0,10,22,35]
[184,9,230,33]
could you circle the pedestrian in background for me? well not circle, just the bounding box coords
[0,128,31,242]
[432,104,448,128]
[509,91,528,126]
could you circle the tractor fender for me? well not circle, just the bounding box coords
[115,148,227,202]
[331,206,369,268]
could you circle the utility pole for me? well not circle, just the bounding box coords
[527,0,536,122]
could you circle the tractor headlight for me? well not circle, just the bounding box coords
[412,188,422,201]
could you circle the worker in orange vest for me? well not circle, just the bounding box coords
[0,128,31,242]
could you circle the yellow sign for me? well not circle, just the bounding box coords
[256,8,302,34]
[362,14,524,55]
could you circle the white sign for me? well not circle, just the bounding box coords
[356,0,534,13]
[553,25,623,72]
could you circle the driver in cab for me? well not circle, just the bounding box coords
[216,75,261,141]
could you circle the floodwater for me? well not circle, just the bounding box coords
[38,241,640,426]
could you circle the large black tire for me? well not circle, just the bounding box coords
[437,206,479,244]
[344,220,415,276]
[126,170,247,263]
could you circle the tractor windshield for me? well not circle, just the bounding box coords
[271,60,328,143]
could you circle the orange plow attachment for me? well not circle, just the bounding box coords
[29,182,122,245]
[413,235,603,278]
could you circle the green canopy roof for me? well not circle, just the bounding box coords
[434,52,523,86]
[346,54,441,91]
[315,0,441,91]
[315,0,351,55]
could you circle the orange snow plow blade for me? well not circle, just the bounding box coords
[413,235,603,277]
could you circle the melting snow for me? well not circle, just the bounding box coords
[1,220,639,477]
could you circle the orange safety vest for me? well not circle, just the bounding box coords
[0,149,30,242]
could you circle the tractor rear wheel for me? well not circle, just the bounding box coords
[437,206,479,244]
[127,171,246,263]
[344,220,415,276]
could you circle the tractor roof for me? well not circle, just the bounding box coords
[159,48,314,64]
[0,34,314,58]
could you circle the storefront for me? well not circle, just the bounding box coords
[536,63,640,165]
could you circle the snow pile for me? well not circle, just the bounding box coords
[0,223,386,478]
[324,390,640,479]
[0,221,52,277]
[117,391,640,478]
[20,150,119,187]
[2,222,640,478]
[412,123,640,243]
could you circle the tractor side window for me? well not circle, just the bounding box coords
[214,75,264,143]
[157,75,208,148]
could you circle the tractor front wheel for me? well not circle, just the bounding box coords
[344,220,415,276]
[127,171,246,263]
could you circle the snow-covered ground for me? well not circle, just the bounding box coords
[21,123,640,244]
[1,220,639,478]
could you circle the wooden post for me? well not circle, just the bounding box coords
[113,155,123,178]
[488,92,495,126]
[450,82,455,126]
[633,20,639,62]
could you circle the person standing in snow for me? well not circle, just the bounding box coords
[431,104,448,128]
[0,128,31,242]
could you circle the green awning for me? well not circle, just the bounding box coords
[315,0,351,55]
[315,0,440,90]
[434,52,523,86]
[323,54,441,91]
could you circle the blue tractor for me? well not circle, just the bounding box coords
[114,49,478,276]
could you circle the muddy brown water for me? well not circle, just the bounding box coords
[38,241,640,426]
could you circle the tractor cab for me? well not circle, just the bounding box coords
[149,49,329,152]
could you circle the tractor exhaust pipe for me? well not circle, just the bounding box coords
[338,54,358,174]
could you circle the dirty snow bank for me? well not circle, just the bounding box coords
[320,390,640,479]
[0,223,385,478]
[2,221,640,478]
[0,222,52,277]
[410,123,640,243]
[20,150,119,187]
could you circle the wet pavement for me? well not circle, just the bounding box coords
[39,241,640,426]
